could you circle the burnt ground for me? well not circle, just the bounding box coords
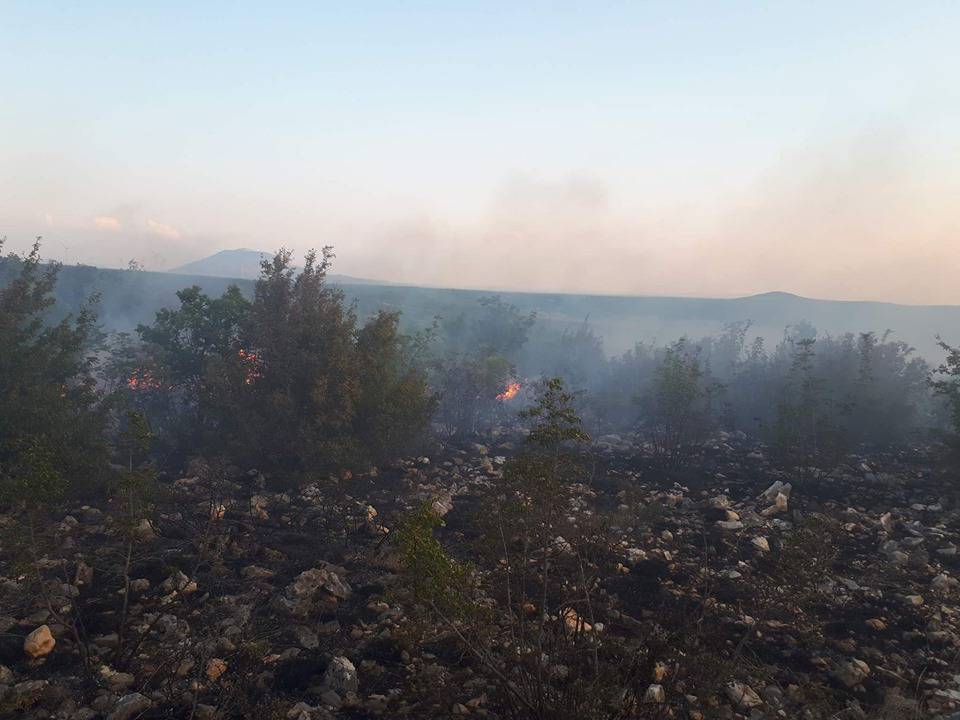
[1,432,960,719]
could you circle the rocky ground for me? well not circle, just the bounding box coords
[1,433,959,719]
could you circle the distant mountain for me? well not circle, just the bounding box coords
[4,257,959,360]
[167,249,388,285]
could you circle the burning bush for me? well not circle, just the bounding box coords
[129,247,437,475]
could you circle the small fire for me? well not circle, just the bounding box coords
[238,349,263,385]
[497,381,521,401]
[127,369,162,391]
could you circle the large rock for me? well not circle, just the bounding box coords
[23,625,55,658]
[280,564,351,619]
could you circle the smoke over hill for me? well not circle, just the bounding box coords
[15,258,960,361]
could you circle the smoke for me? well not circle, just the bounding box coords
[3,129,958,303]
[696,128,960,303]
[345,129,960,303]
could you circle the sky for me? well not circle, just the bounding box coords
[2,1,959,303]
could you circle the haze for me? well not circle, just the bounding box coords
[2,2,959,303]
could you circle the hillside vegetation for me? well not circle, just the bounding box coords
[2,241,960,718]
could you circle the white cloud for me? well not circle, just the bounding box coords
[146,219,181,239]
[94,215,121,231]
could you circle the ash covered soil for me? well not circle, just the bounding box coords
[2,434,959,719]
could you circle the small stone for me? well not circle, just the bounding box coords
[321,690,342,709]
[108,693,152,720]
[205,658,227,681]
[287,702,317,720]
[294,625,319,649]
[761,492,789,517]
[74,560,94,586]
[760,685,783,707]
[879,512,894,532]
[249,495,270,520]
[751,536,770,552]
[8,680,47,711]
[99,666,135,692]
[561,608,592,633]
[725,681,763,709]
[241,565,275,580]
[832,658,870,688]
[932,574,958,593]
[717,520,744,531]
[644,684,666,703]
[323,656,358,695]
[132,519,156,541]
[760,480,791,502]
[23,625,55,658]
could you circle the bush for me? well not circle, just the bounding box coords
[398,379,653,720]
[642,339,723,465]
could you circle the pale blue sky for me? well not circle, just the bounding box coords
[2,2,959,301]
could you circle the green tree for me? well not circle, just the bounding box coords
[210,247,359,471]
[772,336,847,479]
[0,239,109,504]
[931,336,960,453]
[353,311,438,463]
[643,339,722,465]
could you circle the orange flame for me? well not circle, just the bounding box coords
[238,349,263,385]
[497,381,521,401]
[127,369,162,391]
